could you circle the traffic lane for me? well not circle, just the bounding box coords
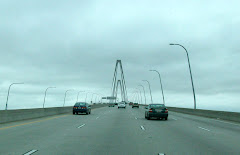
[132,106,240,154]
[138,105,240,132]
[33,106,166,155]
[168,111,240,153]
[169,111,240,132]
[0,106,109,155]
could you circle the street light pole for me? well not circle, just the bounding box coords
[133,92,138,103]
[43,87,56,108]
[170,43,196,109]
[142,80,153,104]
[138,84,147,105]
[99,93,104,103]
[136,88,143,105]
[63,89,74,107]
[91,93,96,104]
[5,83,24,110]
[76,91,85,103]
[96,93,104,103]
[136,92,140,104]
[95,95,99,103]
[85,92,92,103]
[150,70,165,105]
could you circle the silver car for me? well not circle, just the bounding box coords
[118,102,126,109]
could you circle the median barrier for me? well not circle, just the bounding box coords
[0,104,107,124]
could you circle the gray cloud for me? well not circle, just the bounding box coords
[0,0,240,112]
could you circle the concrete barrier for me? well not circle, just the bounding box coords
[168,107,240,123]
[0,104,107,124]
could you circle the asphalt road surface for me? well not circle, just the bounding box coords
[0,106,240,155]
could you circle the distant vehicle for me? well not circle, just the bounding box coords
[73,102,91,115]
[114,103,118,105]
[108,103,115,107]
[118,102,126,109]
[132,103,139,108]
[129,102,133,106]
[145,104,168,120]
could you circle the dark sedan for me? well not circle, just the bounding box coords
[132,103,139,108]
[145,104,168,120]
[73,102,91,115]
[108,103,115,107]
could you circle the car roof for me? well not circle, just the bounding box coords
[149,104,165,106]
[75,102,87,104]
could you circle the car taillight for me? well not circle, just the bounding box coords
[149,109,153,112]
[82,107,86,109]
[165,109,168,113]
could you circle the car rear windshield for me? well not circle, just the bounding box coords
[150,104,165,108]
[75,102,86,106]
[79,103,86,106]
[74,103,80,106]
[134,103,138,104]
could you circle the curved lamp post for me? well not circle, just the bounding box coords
[76,91,85,103]
[138,84,146,105]
[91,93,97,104]
[85,92,92,103]
[170,43,196,109]
[142,80,153,104]
[43,87,56,108]
[150,70,165,105]
[136,88,143,105]
[63,89,74,107]
[5,83,24,110]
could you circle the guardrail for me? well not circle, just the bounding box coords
[0,104,107,124]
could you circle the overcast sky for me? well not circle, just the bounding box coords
[0,0,240,112]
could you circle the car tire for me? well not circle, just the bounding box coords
[73,112,75,115]
[118,107,119,109]
[86,111,89,115]
[165,117,168,120]
[147,116,150,120]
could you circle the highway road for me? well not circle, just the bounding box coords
[0,105,240,155]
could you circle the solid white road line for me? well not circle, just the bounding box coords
[198,126,210,132]
[172,118,177,120]
[23,150,38,155]
[96,116,99,119]
[140,126,145,130]
[78,124,86,128]
[158,153,165,155]
[213,119,240,126]
[135,117,137,120]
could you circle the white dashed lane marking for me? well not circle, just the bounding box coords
[198,126,210,132]
[23,150,38,155]
[78,124,86,128]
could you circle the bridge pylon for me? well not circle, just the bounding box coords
[111,60,128,103]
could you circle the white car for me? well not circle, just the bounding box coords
[118,102,126,109]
